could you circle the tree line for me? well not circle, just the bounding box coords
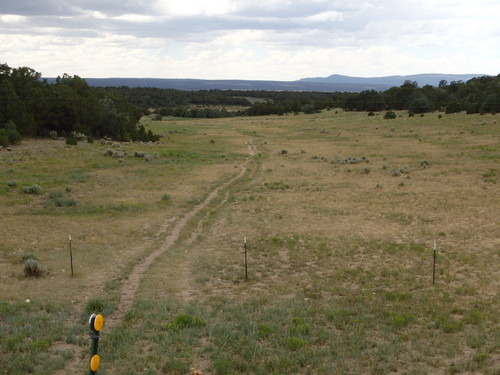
[236,77,500,116]
[0,63,158,147]
[101,76,500,119]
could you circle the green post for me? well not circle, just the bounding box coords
[88,314,104,374]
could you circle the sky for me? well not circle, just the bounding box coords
[1,0,499,80]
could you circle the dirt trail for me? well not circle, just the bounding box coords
[59,140,255,374]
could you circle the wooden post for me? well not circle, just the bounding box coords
[432,240,437,285]
[244,237,248,281]
[69,235,74,277]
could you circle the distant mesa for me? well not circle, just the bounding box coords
[44,73,488,92]
[297,73,487,88]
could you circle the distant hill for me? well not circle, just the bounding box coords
[45,73,488,92]
[298,73,487,88]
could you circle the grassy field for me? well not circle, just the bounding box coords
[0,110,499,374]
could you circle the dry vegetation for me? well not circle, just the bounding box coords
[1,110,499,375]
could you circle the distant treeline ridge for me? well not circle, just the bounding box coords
[104,75,500,118]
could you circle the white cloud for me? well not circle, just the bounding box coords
[155,0,234,15]
[0,0,499,79]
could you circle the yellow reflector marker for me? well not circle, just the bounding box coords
[93,314,104,332]
[90,354,100,371]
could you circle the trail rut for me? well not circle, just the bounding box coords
[58,140,255,374]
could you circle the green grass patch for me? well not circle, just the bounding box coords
[0,301,70,375]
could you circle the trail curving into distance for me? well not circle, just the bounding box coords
[106,140,255,329]
[59,139,255,374]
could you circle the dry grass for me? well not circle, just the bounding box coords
[1,110,499,374]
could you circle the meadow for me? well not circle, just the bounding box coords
[0,110,498,374]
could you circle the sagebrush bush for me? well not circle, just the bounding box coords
[53,198,77,207]
[47,190,77,207]
[391,167,411,176]
[420,160,430,168]
[22,184,42,195]
[134,151,147,158]
[7,180,17,188]
[49,190,64,200]
[23,258,45,277]
[145,153,160,162]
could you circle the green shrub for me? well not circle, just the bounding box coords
[290,317,310,335]
[165,313,206,330]
[282,337,307,350]
[257,324,275,339]
[23,258,45,277]
[49,190,64,200]
[28,339,50,351]
[473,352,489,363]
[22,184,42,195]
[388,313,415,329]
[384,111,397,119]
[2,121,22,145]
[85,296,115,316]
[53,198,77,207]
[264,181,289,190]
[433,314,463,333]
[7,180,17,188]
[66,132,77,145]
[161,194,171,202]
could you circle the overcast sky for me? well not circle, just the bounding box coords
[1,0,499,80]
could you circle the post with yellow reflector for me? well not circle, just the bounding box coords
[88,314,104,374]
